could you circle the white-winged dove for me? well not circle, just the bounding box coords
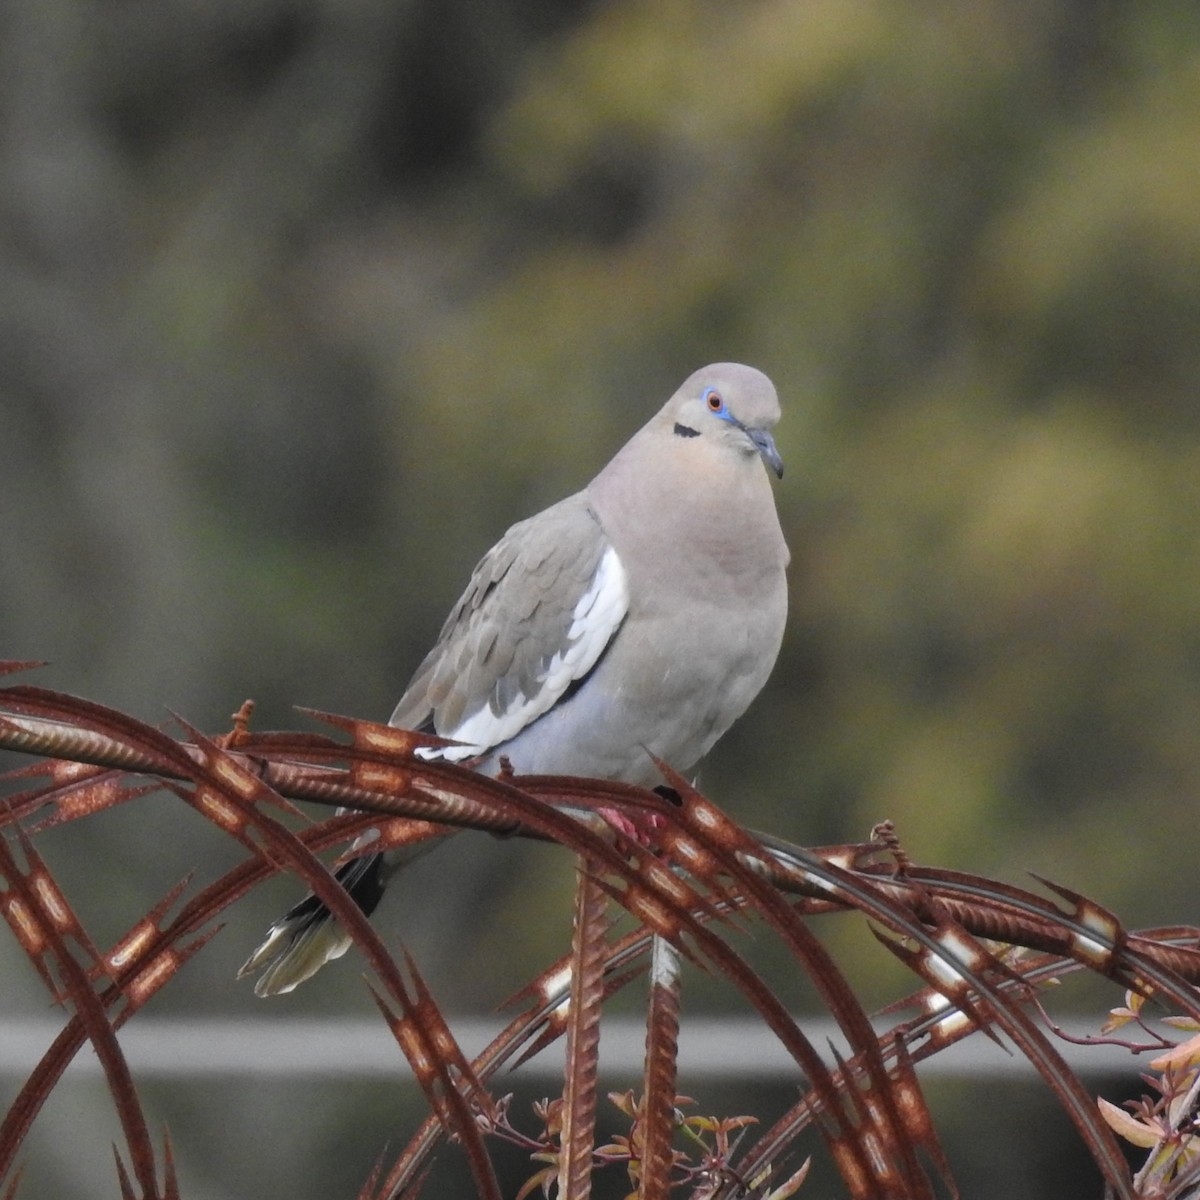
[241,363,789,995]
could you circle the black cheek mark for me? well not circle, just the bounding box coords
[673,423,700,439]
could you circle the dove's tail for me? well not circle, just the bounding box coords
[238,852,388,997]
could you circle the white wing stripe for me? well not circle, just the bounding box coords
[421,545,629,761]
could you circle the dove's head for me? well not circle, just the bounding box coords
[664,362,783,479]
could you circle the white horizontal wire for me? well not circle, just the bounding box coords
[0,1016,1139,1080]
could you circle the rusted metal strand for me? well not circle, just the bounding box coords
[744,848,1200,986]
[0,711,531,838]
[639,935,683,1200]
[4,708,1200,989]
[558,861,609,1200]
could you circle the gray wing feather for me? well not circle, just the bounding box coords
[389,492,623,749]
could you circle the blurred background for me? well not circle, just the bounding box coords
[3,0,1200,1195]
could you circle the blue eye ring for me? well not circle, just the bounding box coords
[703,387,726,415]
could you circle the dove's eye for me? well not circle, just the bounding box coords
[703,388,725,415]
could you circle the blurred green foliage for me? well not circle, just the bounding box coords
[3,1,1200,1193]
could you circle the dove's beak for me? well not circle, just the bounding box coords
[749,428,784,479]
